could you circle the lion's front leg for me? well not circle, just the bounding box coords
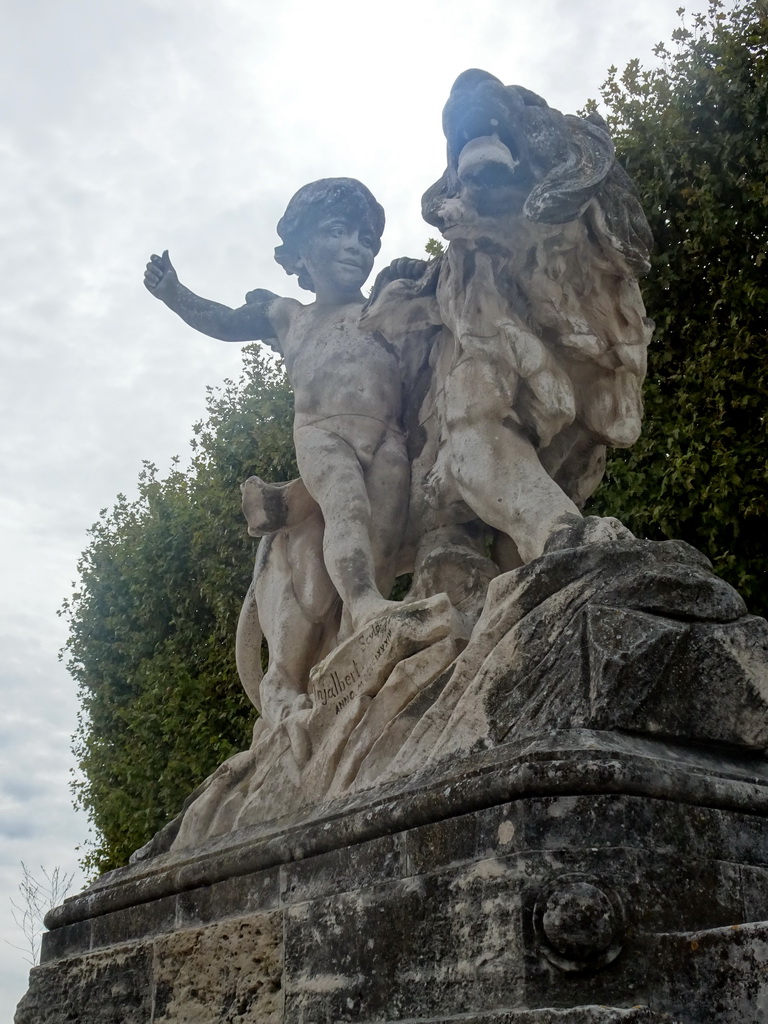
[441,357,582,562]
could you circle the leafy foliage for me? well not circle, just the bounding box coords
[587,0,768,614]
[64,349,296,874]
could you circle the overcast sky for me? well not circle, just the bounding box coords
[1,0,710,1013]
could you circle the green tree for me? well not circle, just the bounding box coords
[64,348,296,874]
[587,0,768,614]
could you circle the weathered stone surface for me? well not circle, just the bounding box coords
[47,730,768,936]
[15,945,153,1024]
[25,769,768,1023]
[741,864,768,922]
[132,79,768,938]
[147,178,411,733]
[175,863,279,929]
[28,68,766,1024]
[21,914,283,1024]
[89,892,177,951]
[308,593,463,724]
[650,921,768,1022]
[16,58,765,1024]
[39,916,92,964]
[363,70,654,569]
[128,523,768,863]
[280,830,404,907]
[373,531,764,784]
[534,876,626,971]
[384,1012,682,1023]
[152,594,466,854]
[282,862,527,1022]
[135,68,664,861]
[153,913,283,1023]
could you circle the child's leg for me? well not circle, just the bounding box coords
[295,425,401,630]
[365,432,410,596]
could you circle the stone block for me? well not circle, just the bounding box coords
[153,913,283,1024]
[519,794,628,853]
[404,805,484,875]
[615,852,743,934]
[589,613,768,751]
[283,862,528,1022]
[652,921,768,1023]
[280,831,404,906]
[608,798,768,868]
[40,916,92,963]
[740,864,768,922]
[90,892,177,952]
[19,748,768,1022]
[14,945,153,1024]
[176,865,279,928]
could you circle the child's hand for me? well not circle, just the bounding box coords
[388,257,429,280]
[144,250,178,300]
[371,257,429,294]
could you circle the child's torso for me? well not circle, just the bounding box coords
[282,303,403,429]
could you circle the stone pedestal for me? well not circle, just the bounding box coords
[17,731,768,1023]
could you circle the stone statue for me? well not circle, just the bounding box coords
[363,68,655,576]
[144,178,411,726]
[132,69,768,856]
[26,69,768,1024]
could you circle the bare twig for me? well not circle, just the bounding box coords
[7,863,75,966]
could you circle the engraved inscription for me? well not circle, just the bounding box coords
[357,618,394,661]
[313,660,363,713]
[310,615,397,715]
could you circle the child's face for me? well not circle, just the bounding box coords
[298,215,376,300]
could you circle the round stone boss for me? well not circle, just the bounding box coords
[533,873,627,972]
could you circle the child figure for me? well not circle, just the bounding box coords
[144,178,409,632]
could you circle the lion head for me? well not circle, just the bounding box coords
[422,69,652,275]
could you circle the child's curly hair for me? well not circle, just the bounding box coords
[274,178,385,291]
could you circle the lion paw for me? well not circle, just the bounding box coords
[544,514,634,555]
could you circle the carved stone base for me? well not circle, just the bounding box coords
[18,732,768,1023]
[129,530,768,863]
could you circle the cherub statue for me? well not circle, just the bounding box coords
[144,179,410,724]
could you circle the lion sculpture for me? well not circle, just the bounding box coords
[362,68,654,581]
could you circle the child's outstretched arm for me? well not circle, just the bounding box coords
[144,250,281,343]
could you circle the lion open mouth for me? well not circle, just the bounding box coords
[456,135,520,188]
[443,77,533,193]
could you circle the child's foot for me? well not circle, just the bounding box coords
[350,597,402,633]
